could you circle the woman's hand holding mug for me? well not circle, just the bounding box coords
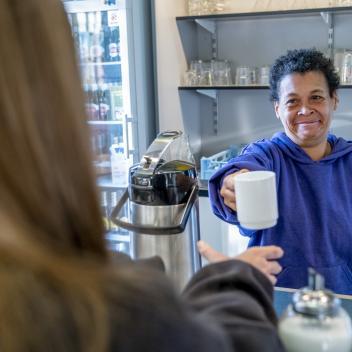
[220,169,249,211]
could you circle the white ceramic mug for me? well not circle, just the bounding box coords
[234,170,278,230]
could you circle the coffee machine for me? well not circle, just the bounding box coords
[111,130,201,290]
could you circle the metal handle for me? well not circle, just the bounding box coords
[110,186,198,235]
[124,114,130,160]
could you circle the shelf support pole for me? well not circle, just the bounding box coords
[196,89,219,134]
[320,12,334,59]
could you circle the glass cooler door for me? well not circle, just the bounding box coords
[64,0,137,255]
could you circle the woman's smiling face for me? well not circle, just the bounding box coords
[274,71,338,148]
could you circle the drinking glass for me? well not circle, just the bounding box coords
[259,66,270,85]
[334,49,345,79]
[235,66,251,85]
[188,0,212,15]
[249,68,258,85]
[190,60,212,85]
[183,70,196,86]
[188,0,202,15]
[209,0,227,13]
[334,0,352,5]
[341,51,352,84]
[199,61,212,85]
[211,60,232,85]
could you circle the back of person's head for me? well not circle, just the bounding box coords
[269,48,340,101]
[0,0,106,257]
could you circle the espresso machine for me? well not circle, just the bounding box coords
[111,130,201,290]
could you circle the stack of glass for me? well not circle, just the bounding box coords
[334,49,352,85]
[183,59,232,86]
[188,0,228,15]
[234,65,270,86]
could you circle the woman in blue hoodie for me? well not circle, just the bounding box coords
[209,48,352,294]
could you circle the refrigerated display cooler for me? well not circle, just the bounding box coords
[63,0,156,255]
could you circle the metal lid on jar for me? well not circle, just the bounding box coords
[292,268,341,318]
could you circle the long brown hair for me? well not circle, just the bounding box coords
[0,217,109,351]
[0,215,185,352]
[0,0,106,257]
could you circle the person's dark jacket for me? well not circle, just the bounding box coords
[108,254,285,352]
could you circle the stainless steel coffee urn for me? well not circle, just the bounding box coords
[111,130,201,290]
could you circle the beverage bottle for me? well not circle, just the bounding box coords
[77,12,90,62]
[70,14,80,51]
[102,12,110,62]
[90,12,105,62]
[87,84,99,120]
[108,27,120,62]
[109,191,119,232]
[99,84,111,120]
[100,191,111,232]
[110,138,129,187]
[84,84,93,120]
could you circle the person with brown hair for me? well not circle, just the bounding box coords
[0,0,285,351]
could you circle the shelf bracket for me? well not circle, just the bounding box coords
[195,89,216,99]
[196,89,219,134]
[195,19,217,59]
[195,19,216,34]
[320,12,334,59]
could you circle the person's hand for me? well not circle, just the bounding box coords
[235,246,283,285]
[220,169,249,211]
[197,240,283,285]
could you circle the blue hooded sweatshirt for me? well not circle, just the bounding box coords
[209,132,352,294]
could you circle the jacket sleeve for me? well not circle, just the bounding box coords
[182,260,285,352]
[208,143,273,227]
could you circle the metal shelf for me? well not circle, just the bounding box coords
[179,85,269,90]
[176,6,352,22]
[179,85,352,91]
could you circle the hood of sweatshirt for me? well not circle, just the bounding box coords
[271,132,352,164]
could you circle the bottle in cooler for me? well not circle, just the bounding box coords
[102,11,110,62]
[88,83,100,120]
[109,191,119,232]
[100,191,111,231]
[70,13,80,51]
[87,12,96,62]
[89,12,105,62]
[98,84,111,120]
[110,138,129,187]
[84,84,93,120]
[108,27,120,62]
[77,12,90,62]
[110,83,123,121]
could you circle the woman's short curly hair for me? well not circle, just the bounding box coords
[269,48,340,101]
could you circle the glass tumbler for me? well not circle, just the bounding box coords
[190,60,212,86]
[211,60,232,85]
[209,0,227,13]
[259,66,270,85]
[341,51,352,85]
[188,0,202,15]
[235,66,251,85]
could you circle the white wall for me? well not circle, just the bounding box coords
[154,0,187,131]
